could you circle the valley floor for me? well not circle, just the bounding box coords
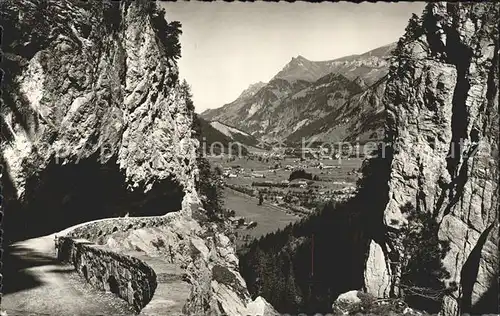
[224,187,300,246]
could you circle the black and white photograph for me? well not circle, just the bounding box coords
[0,1,498,315]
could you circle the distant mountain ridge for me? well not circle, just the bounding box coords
[200,42,396,142]
[237,81,267,100]
[273,42,395,85]
[200,80,269,125]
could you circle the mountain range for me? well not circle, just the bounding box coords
[201,43,396,143]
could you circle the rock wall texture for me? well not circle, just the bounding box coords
[1,0,198,203]
[364,2,499,315]
[1,1,275,315]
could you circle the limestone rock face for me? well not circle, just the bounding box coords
[363,3,499,315]
[1,0,198,202]
[1,1,276,314]
[88,214,272,315]
[364,240,391,298]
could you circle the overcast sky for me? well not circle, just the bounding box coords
[160,2,426,113]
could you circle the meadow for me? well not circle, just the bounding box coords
[223,188,299,247]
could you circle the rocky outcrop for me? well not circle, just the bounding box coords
[364,240,391,298]
[331,290,423,316]
[363,2,499,315]
[63,212,267,315]
[1,0,198,241]
[243,296,280,316]
[1,1,275,315]
[332,290,363,314]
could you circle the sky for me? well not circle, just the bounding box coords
[160,1,426,113]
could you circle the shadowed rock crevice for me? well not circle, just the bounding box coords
[470,272,499,314]
[482,43,499,137]
[445,29,473,183]
[4,154,184,242]
[108,276,120,295]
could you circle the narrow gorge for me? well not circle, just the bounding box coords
[1,1,498,316]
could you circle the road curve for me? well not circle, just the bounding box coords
[2,231,136,316]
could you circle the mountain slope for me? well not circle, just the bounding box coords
[209,121,258,147]
[201,43,395,141]
[202,74,363,140]
[194,116,258,155]
[259,73,364,140]
[200,81,266,122]
[287,75,387,144]
[237,81,267,101]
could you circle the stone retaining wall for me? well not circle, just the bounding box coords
[58,237,158,312]
[67,214,176,242]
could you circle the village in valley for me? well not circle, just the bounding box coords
[206,142,369,247]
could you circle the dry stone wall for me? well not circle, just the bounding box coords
[57,236,157,312]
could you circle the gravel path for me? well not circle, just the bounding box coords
[2,234,136,316]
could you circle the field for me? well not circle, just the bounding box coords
[223,188,300,246]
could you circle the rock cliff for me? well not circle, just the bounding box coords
[1,0,197,204]
[1,0,273,314]
[364,2,499,315]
